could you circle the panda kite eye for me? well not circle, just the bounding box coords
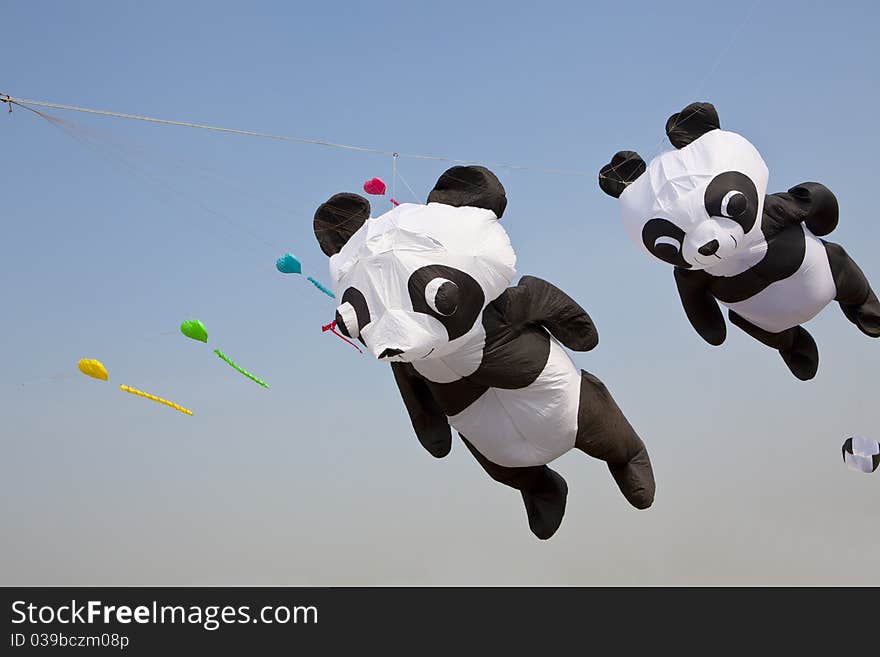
[653,236,681,252]
[335,301,359,339]
[425,277,459,316]
[721,190,748,218]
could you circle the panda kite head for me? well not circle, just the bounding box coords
[313,166,516,362]
[599,102,770,274]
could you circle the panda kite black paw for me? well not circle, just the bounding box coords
[314,165,655,539]
[598,101,880,380]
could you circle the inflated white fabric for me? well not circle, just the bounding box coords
[411,323,485,382]
[448,339,581,467]
[724,225,836,333]
[330,202,516,361]
[328,200,586,467]
[845,435,880,474]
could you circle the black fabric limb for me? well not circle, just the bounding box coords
[763,182,839,237]
[460,434,568,540]
[674,268,726,345]
[390,362,452,458]
[460,435,552,491]
[824,241,880,337]
[825,241,872,306]
[502,276,599,351]
[728,311,819,380]
[575,371,655,509]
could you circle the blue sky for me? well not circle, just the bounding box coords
[2,0,879,584]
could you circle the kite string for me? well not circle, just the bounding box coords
[4,0,761,185]
[1,94,593,177]
[48,103,317,224]
[3,96,388,154]
[599,0,764,183]
[21,104,331,296]
[6,372,77,389]
[14,100,490,277]
[391,152,398,205]
[322,320,363,354]
[30,105,287,258]
[648,0,763,160]
[396,167,421,204]
[7,93,628,230]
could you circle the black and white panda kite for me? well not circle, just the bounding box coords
[314,166,655,539]
[599,102,880,380]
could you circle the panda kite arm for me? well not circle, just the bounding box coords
[390,362,452,459]
[764,182,839,237]
[674,268,727,346]
[514,276,599,351]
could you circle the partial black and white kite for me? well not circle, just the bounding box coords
[842,436,879,474]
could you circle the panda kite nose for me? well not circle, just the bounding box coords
[378,348,405,359]
[698,239,720,256]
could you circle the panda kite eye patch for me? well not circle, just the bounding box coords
[340,287,371,337]
[642,218,690,268]
[408,264,485,341]
[704,171,758,232]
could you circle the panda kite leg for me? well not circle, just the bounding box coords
[728,311,819,380]
[575,371,655,509]
[460,435,569,540]
[823,241,880,338]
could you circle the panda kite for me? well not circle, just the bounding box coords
[314,166,655,539]
[599,102,880,380]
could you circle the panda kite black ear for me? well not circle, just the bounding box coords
[313,192,371,257]
[598,151,646,198]
[427,165,508,219]
[665,102,720,149]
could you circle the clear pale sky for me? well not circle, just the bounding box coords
[2,0,878,585]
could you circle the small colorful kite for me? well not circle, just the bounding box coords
[77,358,193,416]
[78,358,109,381]
[179,319,269,388]
[275,253,302,275]
[363,177,399,206]
[180,319,208,343]
[364,178,386,196]
[363,177,387,196]
[275,253,359,353]
[275,253,336,299]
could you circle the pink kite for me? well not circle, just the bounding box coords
[363,177,387,196]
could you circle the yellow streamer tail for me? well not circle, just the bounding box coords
[119,384,193,416]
